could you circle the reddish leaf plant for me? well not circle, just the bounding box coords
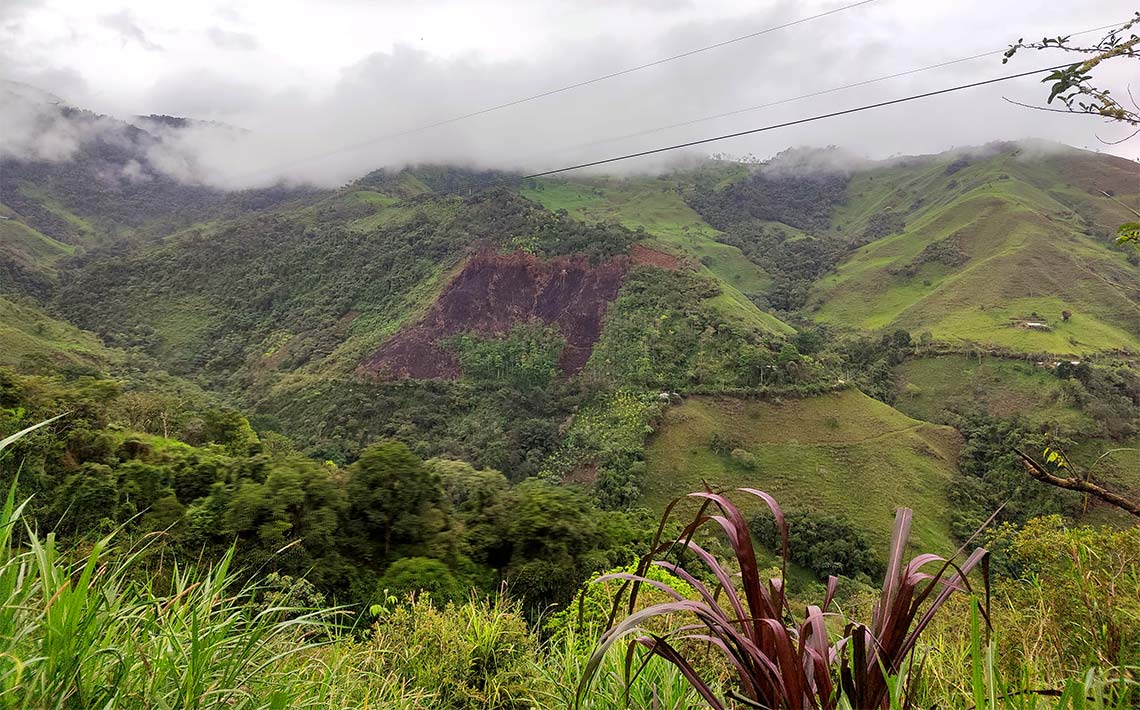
[577,488,988,709]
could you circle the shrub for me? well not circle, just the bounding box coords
[1008,516,1140,669]
[580,488,987,709]
[545,563,696,643]
[707,432,741,456]
[370,595,543,708]
[377,557,465,605]
[729,447,758,470]
[751,510,883,581]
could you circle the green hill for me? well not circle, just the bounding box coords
[8,128,1136,544]
[642,389,961,553]
[0,103,315,249]
[53,177,802,470]
[0,296,120,373]
[891,353,1140,527]
[0,207,75,298]
[808,146,1140,355]
[892,355,1097,432]
[520,176,794,336]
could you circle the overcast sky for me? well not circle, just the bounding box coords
[2,0,1138,188]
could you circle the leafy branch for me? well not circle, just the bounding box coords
[1003,13,1140,128]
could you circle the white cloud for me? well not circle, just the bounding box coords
[1,0,1135,189]
[206,26,258,51]
[98,9,163,51]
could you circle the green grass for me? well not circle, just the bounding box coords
[520,177,794,336]
[892,355,1098,433]
[348,190,400,208]
[891,354,1139,528]
[642,389,960,554]
[0,216,75,269]
[345,196,457,233]
[0,297,119,372]
[810,150,1140,355]
[15,183,100,243]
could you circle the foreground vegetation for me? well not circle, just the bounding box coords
[1,417,1137,708]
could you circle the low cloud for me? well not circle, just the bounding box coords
[759,146,872,177]
[206,27,258,51]
[98,10,163,51]
[3,1,1136,190]
[0,82,121,162]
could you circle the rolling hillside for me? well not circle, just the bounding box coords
[5,96,1137,550]
[0,296,121,373]
[0,81,319,257]
[893,355,1097,433]
[520,176,794,337]
[808,145,1140,354]
[0,206,75,298]
[642,389,961,553]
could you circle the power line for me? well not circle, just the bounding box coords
[409,62,1071,199]
[516,63,1076,179]
[510,20,1125,165]
[240,0,878,178]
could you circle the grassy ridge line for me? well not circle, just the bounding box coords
[810,151,1140,354]
[0,296,120,372]
[642,389,959,554]
[519,177,794,336]
[893,355,1097,431]
[0,214,76,268]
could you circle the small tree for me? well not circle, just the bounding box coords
[346,441,449,560]
[377,557,464,605]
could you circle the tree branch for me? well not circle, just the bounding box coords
[1001,97,1140,126]
[1015,449,1140,518]
[1001,96,1105,116]
[1096,126,1140,145]
[1099,191,1140,219]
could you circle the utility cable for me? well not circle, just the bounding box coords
[238,0,879,178]
[412,62,1076,195]
[511,21,1124,165]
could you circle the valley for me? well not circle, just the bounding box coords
[4,101,1138,529]
[2,87,1139,708]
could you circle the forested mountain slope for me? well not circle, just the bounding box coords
[4,93,1137,554]
[518,173,794,336]
[667,143,1138,356]
[0,82,319,285]
[53,175,799,478]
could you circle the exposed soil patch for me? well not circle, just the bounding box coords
[629,244,682,270]
[362,251,630,379]
[562,461,599,486]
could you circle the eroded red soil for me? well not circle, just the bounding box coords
[362,251,630,379]
[629,244,682,270]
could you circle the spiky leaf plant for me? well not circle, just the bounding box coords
[578,488,988,709]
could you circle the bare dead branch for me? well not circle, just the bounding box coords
[1099,191,1140,219]
[1096,126,1140,145]
[1015,449,1140,518]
